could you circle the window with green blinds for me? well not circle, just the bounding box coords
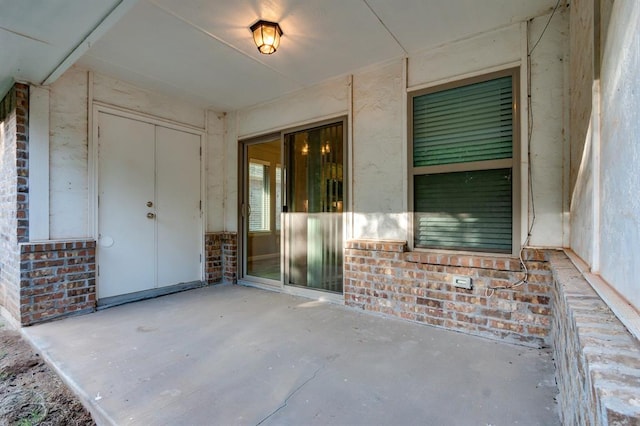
[413,76,513,167]
[414,169,512,252]
[411,71,517,253]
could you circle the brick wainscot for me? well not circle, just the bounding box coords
[205,232,237,284]
[20,240,97,325]
[344,239,553,347]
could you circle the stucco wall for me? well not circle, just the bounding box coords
[49,67,89,239]
[568,0,640,311]
[567,0,599,268]
[569,0,594,194]
[598,0,640,309]
[206,111,225,232]
[224,77,350,231]
[228,13,568,249]
[352,61,406,240]
[47,67,221,238]
[45,13,569,255]
[528,11,569,248]
[570,133,594,263]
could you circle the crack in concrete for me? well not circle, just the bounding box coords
[255,365,325,426]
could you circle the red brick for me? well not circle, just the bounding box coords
[482,309,512,320]
[526,283,550,294]
[455,294,487,305]
[489,320,524,333]
[513,294,550,305]
[400,312,416,321]
[416,315,444,327]
[416,297,442,308]
[526,273,553,283]
[423,290,453,301]
[444,302,477,313]
[528,305,552,316]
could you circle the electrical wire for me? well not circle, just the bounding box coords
[487,3,561,296]
[528,0,562,55]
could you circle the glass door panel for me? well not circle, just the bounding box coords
[285,122,344,293]
[245,139,282,281]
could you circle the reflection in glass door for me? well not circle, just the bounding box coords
[244,139,282,282]
[285,121,344,293]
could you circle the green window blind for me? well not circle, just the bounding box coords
[413,76,513,167]
[414,169,513,252]
[412,73,515,253]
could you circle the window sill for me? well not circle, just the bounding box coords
[410,246,516,259]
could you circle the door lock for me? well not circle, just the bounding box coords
[146,201,153,207]
[147,212,156,219]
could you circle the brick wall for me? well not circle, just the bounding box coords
[15,86,29,243]
[204,233,223,283]
[205,232,237,284]
[344,239,553,347]
[548,251,640,425]
[0,83,29,322]
[20,240,96,325]
[1,83,99,327]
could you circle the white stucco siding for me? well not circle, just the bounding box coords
[28,86,51,241]
[527,10,569,247]
[567,0,597,265]
[226,78,350,231]
[93,73,206,129]
[408,18,567,248]
[352,60,407,240]
[49,67,89,239]
[237,77,349,139]
[206,111,225,232]
[570,132,594,263]
[226,18,568,248]
[223,111,239,232]
[408,25,521,89]
[48,67,214,239]
[598,0,640,308]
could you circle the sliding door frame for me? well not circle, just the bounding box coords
[237,116,348,303]
[238,132,283,288]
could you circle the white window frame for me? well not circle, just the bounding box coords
[248,158,271,233]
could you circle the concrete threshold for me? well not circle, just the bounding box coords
[23,285,559,425]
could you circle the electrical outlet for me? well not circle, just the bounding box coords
[452,275,472,290]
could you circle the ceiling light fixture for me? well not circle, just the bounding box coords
[250,20,283,54]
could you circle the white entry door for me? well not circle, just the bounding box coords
[98,112,202,300]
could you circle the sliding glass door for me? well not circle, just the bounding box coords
[240,120,345,294]
[284,121,345,293]
[243,139,282,282]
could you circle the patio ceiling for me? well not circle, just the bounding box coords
[2,0,558,112]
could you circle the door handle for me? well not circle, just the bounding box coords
[147,212,156,219]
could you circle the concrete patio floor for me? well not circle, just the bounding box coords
[23,285,559,425]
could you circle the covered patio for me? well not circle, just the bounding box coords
[2,0,640,423]
[23,285,559,425]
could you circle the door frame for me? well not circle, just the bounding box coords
[237,116,348,304]
[238,133,283,289]
[90,103,207,300]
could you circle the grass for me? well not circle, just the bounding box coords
[17,407,46,426]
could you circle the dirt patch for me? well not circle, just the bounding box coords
[0,319,94,426]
